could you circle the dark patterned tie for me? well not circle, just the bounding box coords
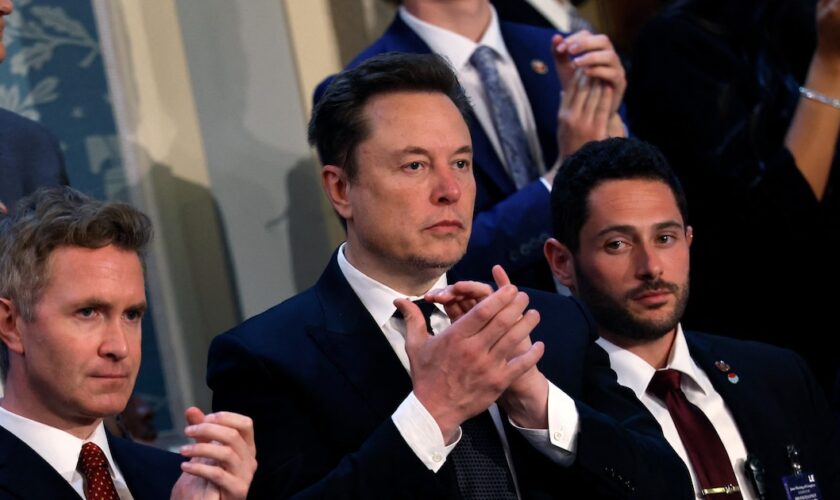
[470,45,537,190]
[396,299,518,499]
[647,370,742,499]
[78,442,120,500]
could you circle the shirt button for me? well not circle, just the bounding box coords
[553,431,564,441]
[432,452,443,463]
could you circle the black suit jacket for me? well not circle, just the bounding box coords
[0,108,68,211]
[682,331,839,499]
[0,425,184,499]
[208,252,692,499]
[314,15,562,292]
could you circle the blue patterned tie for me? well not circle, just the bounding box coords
[470,45,537,190]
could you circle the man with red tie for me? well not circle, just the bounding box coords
[544,137,839,499]
[0,187,257,499]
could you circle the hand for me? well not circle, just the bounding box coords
[545,70,614,183]
[170,407,257,500]
[397,284,543,443]
[424,266,512,320]
[0,200,6,215]
[553,31,626,115]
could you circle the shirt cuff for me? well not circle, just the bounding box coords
[392,391,461,471]
[511,382,579,466]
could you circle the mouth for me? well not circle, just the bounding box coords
[632,290,673,306]
[425,219,464,233]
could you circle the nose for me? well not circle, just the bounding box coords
[634,242,664,281]
[431,164,462,205]
[99,320,130,361]
[0,1,13,16]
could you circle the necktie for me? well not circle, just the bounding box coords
[395,299,518,499]
[470,45,537,190]
[567,5,594,33]
[78,442,120,500]
[647,370,742,499]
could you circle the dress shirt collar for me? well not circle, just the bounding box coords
[399,5,512,72]
[596,325,709,400]
[336,242,447,328]
[0,405,125,486]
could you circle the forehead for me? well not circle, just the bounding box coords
[359,91,470,150]
[584,179,683,230]
[43,245,145,293]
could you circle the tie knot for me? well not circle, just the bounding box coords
[394,299,438,334]
[647,369,683,400]
[469,45,497,69]
[78,442,109,473]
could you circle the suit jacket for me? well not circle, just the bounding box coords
[313,15,562,291]
[207,251,693,499]
[0,108,68,212]
[0,425,184,499]
[683,331,840,499]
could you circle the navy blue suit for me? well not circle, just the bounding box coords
[207,252,692,499]
[314,16,562,291]
[0,108,68,211]
[682,331,839,498]
[0,425,184,499]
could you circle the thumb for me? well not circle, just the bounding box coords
[394,299,431,354]
[184,406,205,426]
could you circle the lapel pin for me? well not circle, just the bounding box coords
[727,372,739,384]
[531,59,548,75]
[714,360,730,372]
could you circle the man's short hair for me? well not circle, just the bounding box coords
[308,52,471,181]
[0,186,152,379]
[550,137,689,252]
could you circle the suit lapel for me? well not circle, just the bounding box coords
[684,332,772,465]
[0,425,81,499]
[308,253,413,422]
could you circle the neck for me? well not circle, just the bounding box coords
[600,328,677,369]
[404,0,492,42]
[343,241,443,297]
[1,380,100,440]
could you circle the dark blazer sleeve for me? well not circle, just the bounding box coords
[107,434,185,500]
[207,315,446,499]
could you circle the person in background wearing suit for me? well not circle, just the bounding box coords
[315,0,626,292]
[209,52,691,499]
[0,187,257,499]
[544,137,839,499]
[0,0,69,215]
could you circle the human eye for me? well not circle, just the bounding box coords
[454,159,470,170]
[403,161,425,172]
[604,239,628,252]
[124,308,145,322]
[76,307,98,319]
[656,234,677,245]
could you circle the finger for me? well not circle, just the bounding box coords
[582,80,604,123]
[395,298,432,350]
[185,422,247,454]
[503,341,546,380]
[552,33,576,85]
[488,308,540,358]
[568,69,591,115]
[447,284,518,338]
[184,406,206,427]
[492,265,511,288]
[204,412,255,452]
[180,442,238,467]
[594,85,613,133]
[565,33,613,57]
[472,290,531,350]
[180,461,249,499]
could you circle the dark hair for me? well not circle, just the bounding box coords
[308,52,471,180]
[0,186,152,379]
[550,137,689,252]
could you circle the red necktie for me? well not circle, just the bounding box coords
[648,369,742,499]
[77,442,120,500]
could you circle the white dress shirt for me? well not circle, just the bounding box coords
[336,243,579,487]
[596,326,755,499]
[0,405,133,499]
[400,6,547,178]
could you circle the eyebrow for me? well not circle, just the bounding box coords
[73,299,148,311]
[400,145,473,156]
[595,220,684,238]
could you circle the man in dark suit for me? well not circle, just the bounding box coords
[544,137,840,499]
[0,187,256,499]
[209,52,691,499]
[314,0,626,292]
[0,1,69,215]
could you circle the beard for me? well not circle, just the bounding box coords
[575,262,689,342]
